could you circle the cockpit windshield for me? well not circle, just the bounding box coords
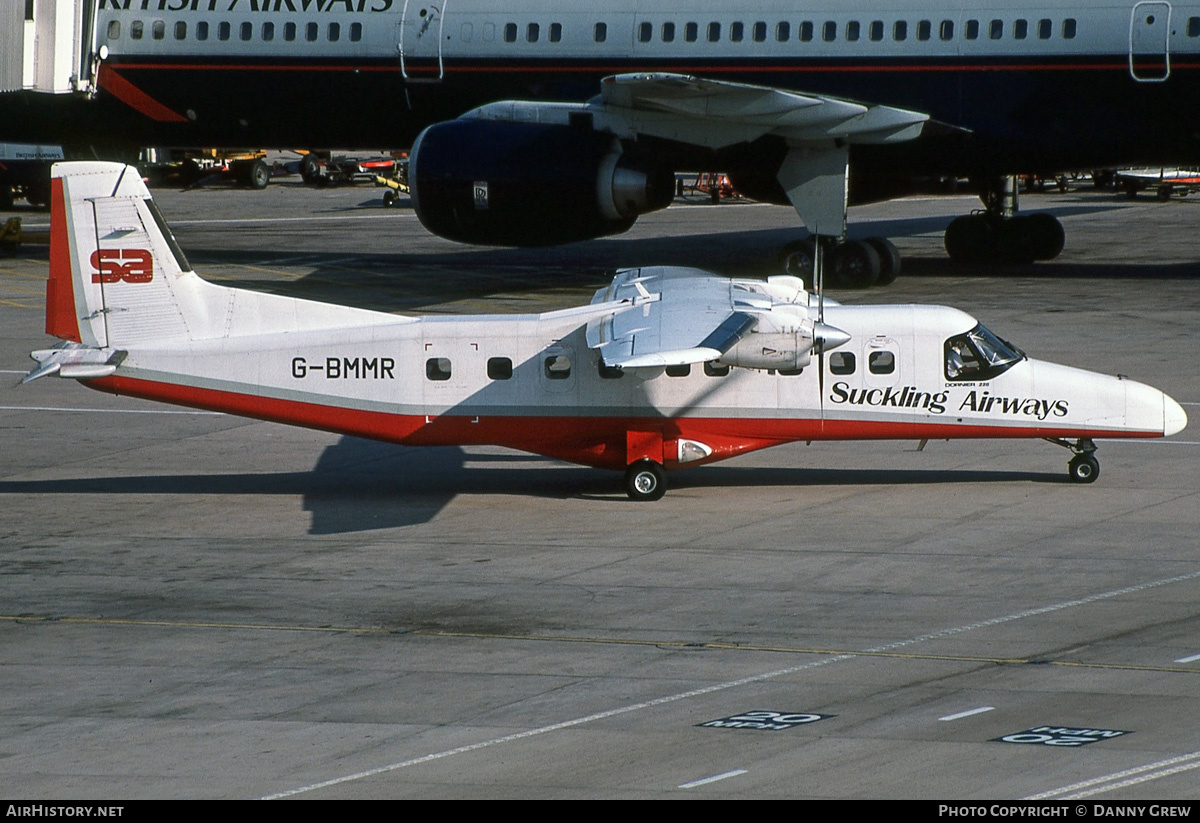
[944,324,1025,381]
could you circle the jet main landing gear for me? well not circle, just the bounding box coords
[779,236,901,289]
[945,176,1065,266]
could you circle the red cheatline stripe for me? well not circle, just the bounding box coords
[97,63,189,123]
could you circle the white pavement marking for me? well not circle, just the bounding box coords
[1174,652,1200,663]
[264,568,1200,799]
[939,706,995,722]
[1026,751,1200,799]
[679,770,749,789]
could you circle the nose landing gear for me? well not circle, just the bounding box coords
[1047,437,1100,484]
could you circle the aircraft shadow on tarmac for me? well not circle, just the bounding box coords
[0,436,1055,534]
[174,201,1198,313]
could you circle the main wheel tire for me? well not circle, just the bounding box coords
[1068,454,1100,484]
[1025,212,1065,261]
[865,237,901,285]
[624,460,667,501]
[777,238,816,289]
[830,239,882,288]
[945,214,995,264]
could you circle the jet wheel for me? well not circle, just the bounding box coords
[1067,454,1100,484]
[625,460,667,501]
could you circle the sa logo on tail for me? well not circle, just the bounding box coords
[90,249,153,284]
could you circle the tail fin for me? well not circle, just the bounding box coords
[47,162,206,348]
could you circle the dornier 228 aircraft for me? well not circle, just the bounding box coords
[27,164,1187,499]
[7,2,1200,283]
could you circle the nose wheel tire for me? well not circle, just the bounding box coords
[625,460,667,501]
[1068,454,1100,484]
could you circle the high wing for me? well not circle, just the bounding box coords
[466,71,929,238]
[586,267,848,372]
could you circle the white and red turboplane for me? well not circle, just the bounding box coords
[26,162,1186,500]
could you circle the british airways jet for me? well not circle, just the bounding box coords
[4,1,1199,283]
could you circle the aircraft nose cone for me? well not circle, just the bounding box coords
[1164,393,1188,436]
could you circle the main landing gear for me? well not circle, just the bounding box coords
[779,236,901,289]
[944,176,1065,265]
[624,459,667,501]
[1047,437,1100,484]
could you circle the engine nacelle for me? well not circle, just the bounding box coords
[719,332,814,371]
[409,120,674,246]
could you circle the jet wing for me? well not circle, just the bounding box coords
[467,72,929,150]
[586,268,761,369]
[597,72,929,147]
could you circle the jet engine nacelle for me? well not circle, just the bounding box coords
[719,332,814,371]
[409,120,674,246]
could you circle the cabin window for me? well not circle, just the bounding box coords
[1013,19,1028,40]
[594,22,606,42]
[869,20,883,41]
[107,20,121,40]
[240,22,252,41]
[350,22,362,42]
[197,21,209,40]
[917,20,931,41]
[662,22,675,42]
[799,21,813,42]
[753,21,767,42]
[549,23,561,42]
[504,23,517,42]
[893,21,907,41]
[940,20,954,40]
[262,22,274,41]
[638,21,652,43]
[846,21,860,42]
[989,19,1003,39]
[329,22,341,41]
[1063,19,1078,39]
[305,22,318,42]
[665,364,692,377]
[426,358,452,381]
[1037,18,1052,39]
[868,351,896,375]
[829,352,856,375]
[823,21,836,42]
[283,22,295,41]
[174,21,186,40]
[704,362,730,377]
[487,357,513,380]
[708,22,721,42]
[153,20,166,40]
[526,23,539,42]
[685,22,698,42]
[220,21,232,41]
[965,19,979,40]
[544,355,572,380]
[131,20,144,40]
[776,22,790,41]
[730,22,744,42]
